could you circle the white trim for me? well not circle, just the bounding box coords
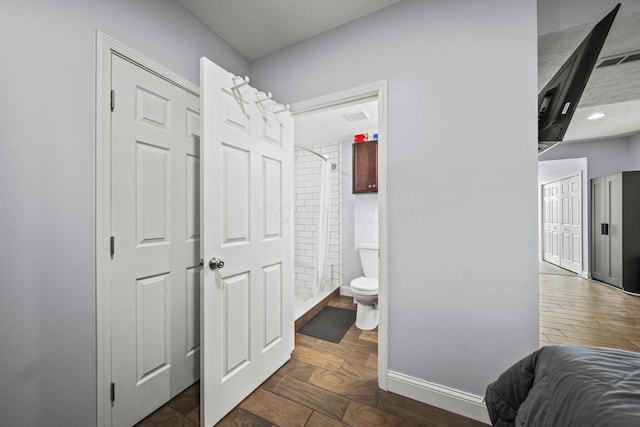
[290,80,389,390]
[387,371,491,424]
[540,171,582,187]
[95,31,200,427]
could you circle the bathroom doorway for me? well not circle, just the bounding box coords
[292,99,378,317]
[290,81,389,389]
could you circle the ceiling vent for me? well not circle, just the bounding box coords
[597,51,640,68]
[344,110,369,122]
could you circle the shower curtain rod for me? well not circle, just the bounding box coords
[294,145,336,170]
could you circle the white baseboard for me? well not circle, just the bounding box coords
[340,285,353,297]
[387,371,491,425]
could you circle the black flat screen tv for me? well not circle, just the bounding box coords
[538,3,620,154]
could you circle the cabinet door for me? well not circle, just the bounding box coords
[607,174,622,287]
[353,141,377,193]
[591,177,607,282]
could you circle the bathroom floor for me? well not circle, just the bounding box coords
[136,296,485,426]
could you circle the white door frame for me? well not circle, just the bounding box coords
[290,81,389,390]
[95,32,200,427]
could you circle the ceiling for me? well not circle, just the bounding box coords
[539,11,640,142]
[177,0,404,61]
[175,1,638,144]
[294,100,378,147]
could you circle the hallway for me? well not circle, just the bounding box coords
[539,261,640,351]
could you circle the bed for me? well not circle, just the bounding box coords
[485,345,640,426]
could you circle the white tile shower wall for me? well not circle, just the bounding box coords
[294,142,342,296]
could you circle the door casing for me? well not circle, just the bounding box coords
[290,81,389,390]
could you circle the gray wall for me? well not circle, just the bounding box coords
[0,1,248,425]
[341,139,379,286]
[252,0,539,397]
[629,134,640,169]
[539,137,633,179]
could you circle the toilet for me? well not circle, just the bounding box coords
[350,242,379,330]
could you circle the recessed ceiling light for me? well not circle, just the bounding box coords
[587,112,606,120]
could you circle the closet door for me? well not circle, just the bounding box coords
[542,182,560,265]
[559,175,582,274]
[110,54,201,427]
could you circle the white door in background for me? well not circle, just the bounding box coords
[542,174,582,274]
[542,182,560,265]
[111,54,201,426]
[200,57,294,426]
[559,174,582,274]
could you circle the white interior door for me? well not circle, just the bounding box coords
[200,57,294,426]
[559,174,582,274]
[542,174,582,273]
[542,182,560,265]
[111,54,201,426]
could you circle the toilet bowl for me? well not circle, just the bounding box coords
[350,243,379,330]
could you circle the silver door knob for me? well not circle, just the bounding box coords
[209,257,225,270]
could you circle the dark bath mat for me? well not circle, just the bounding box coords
[297,306,356,343]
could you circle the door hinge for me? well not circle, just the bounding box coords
[110,236,115,259]
[110,89,115,112]
[110,382,115,402]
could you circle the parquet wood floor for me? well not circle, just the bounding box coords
[538,261,640,351]
[136,296,487,426]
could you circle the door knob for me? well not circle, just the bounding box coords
[209,257,225,270]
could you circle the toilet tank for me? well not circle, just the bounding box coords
[359,243,379,278]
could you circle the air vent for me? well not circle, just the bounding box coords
[597,51,640,68]
[620,53,640,63]
[344,110,369,122]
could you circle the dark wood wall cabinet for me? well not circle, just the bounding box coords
[352,140,378,193]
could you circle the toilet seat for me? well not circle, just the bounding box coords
[350,277,378,295]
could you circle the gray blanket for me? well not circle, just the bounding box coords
[485,345,640,426]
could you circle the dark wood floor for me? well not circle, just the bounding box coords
[137,266,640,426]
[136,296,486,426]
